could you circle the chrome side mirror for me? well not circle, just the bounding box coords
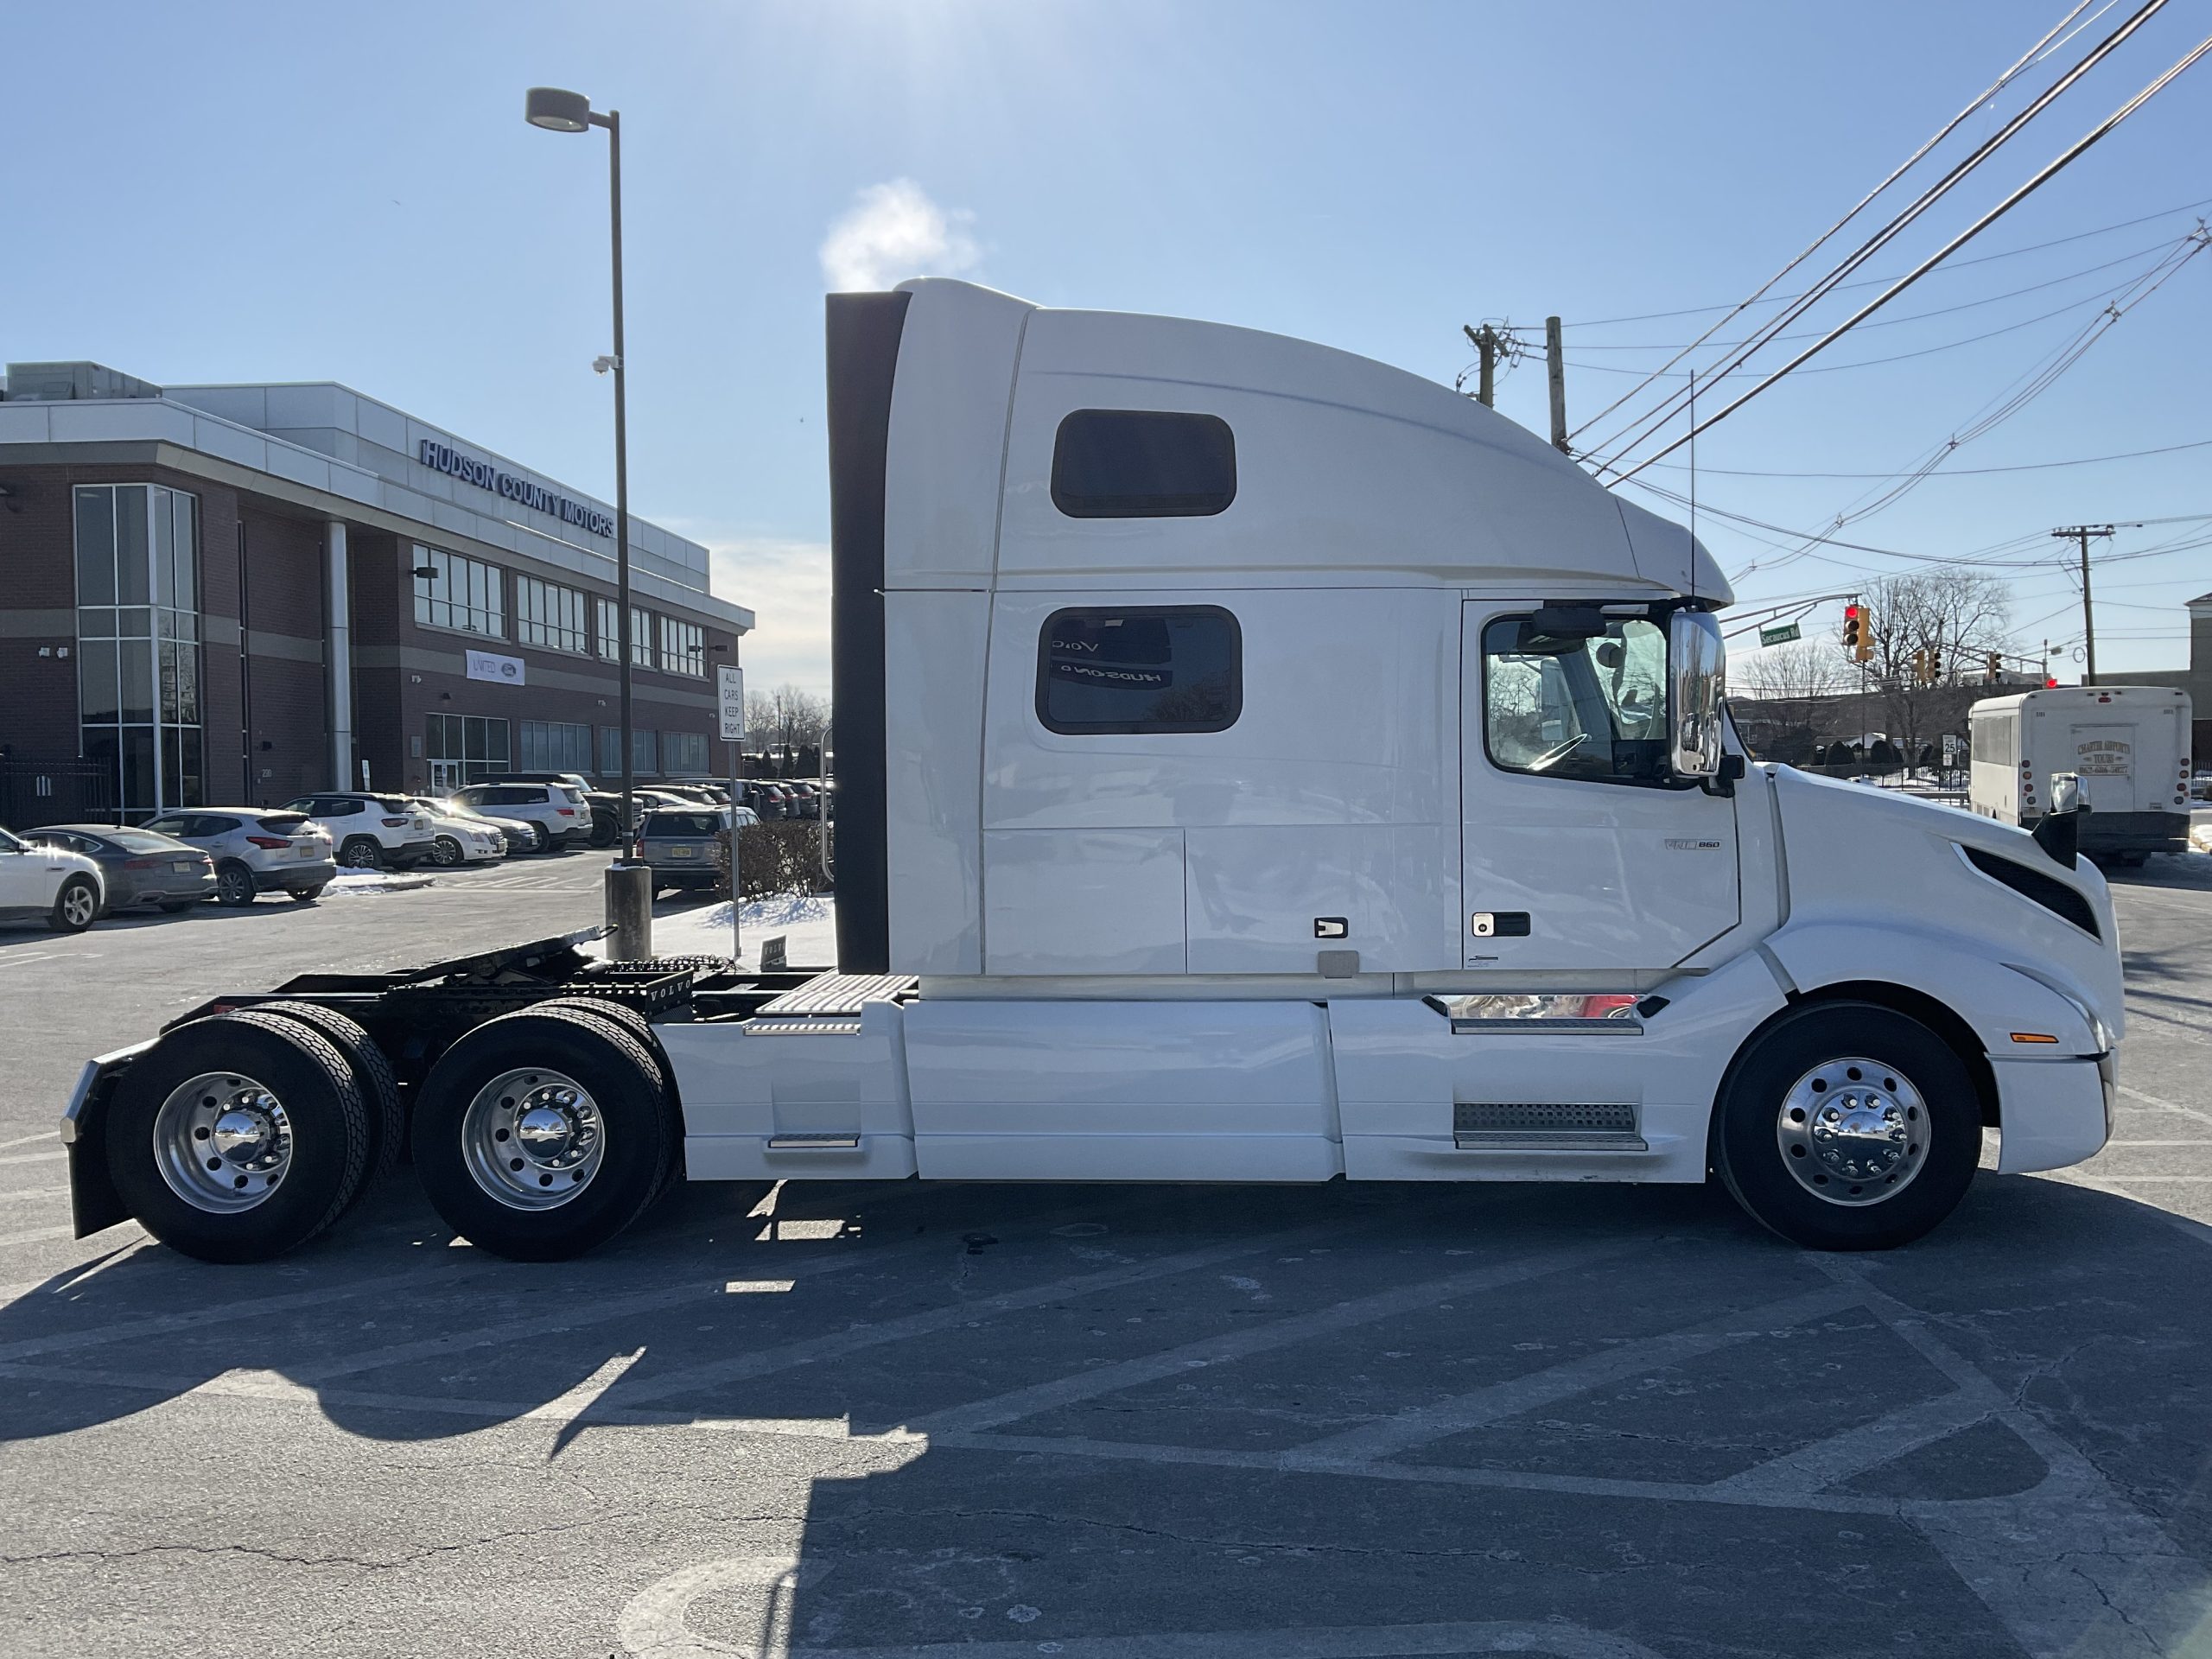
[1669,609,1726,780]
[2049,772,2082,815]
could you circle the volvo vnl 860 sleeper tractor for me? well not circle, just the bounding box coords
[59,279,2121,1262]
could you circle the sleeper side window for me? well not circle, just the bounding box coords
[1036,607,1242,735]
[1483,614,1669,785]
[1051,410,1236,518]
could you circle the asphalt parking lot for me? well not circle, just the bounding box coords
[3,852,2211,1657]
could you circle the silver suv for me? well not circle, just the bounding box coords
[143,809,338,906]
[452,782,589,851]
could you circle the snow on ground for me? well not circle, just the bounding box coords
[594,891,837,968]
[325,867,437,896]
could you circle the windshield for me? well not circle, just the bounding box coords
[1484,614,1670,784]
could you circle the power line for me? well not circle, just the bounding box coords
[1579,0,2177,466]
[1602,30,2212,484]
[1562,192,2212,327]
[1631,435,2212,480]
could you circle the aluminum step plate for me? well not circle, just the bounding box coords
[757,973,918,1018]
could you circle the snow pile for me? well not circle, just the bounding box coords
[618,891,837,969]
[326,867,437,896]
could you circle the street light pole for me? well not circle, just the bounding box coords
[526,85,649,958]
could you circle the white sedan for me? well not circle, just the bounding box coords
[0,825,106,931]
[406,799,509,867]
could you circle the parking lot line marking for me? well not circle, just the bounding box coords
[1706,1386,1994,1499]
[2120,1083,2212,1126]
[0,953,64,971]
[1284,1282,1859,1466]
[0,1187,68,1209]
[0,1152,67,1168]
[0,1130,60,1151]
[0,1260,470,1363]
[0,1224,76,1249]
[572,1217,1394,1421]
[911,1236,1642,1437]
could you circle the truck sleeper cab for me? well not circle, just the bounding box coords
[59,281,2123,1264]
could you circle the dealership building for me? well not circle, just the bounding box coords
[0,361,752,823]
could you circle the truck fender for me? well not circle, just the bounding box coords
[1763,920,2103,1058]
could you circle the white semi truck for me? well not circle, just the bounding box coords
[60,279,2121,1262]
[1968,683,2193,864]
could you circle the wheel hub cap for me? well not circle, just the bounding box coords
[1776,1057,1929,1207]
[461,1070,604,1211]
[154,1073,292,1213]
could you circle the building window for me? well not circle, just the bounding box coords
[662,731,709,774]
[596,597,621,660]
[516,575,588,653]
[1051,410,1237,518]
[519,719,594,773]
[1481,614,1669,786]
[75,484,201,820]
[659,617,705,677]
[631,607,654,669]
[1035,606,1242,735]
[424,713,511,785]
[412,546,505,638]
[601,725,658,777]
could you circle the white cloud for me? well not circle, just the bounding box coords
[818,178,980,292]
[705,535,834,698]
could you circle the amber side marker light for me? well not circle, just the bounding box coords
[2010,1032,2061,1045]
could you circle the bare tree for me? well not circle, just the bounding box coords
[1732,639,1847,702]
[1834,571,2012,769]
[746,684,830,776]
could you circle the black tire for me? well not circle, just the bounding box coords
[339,836,382,871]
[158,898,200,914]
[106,1010,371,1263]
[430,835,463,868]
[214,862,257,906]
[253,1001,404,1203]
[290,886,326,903]
[1712,1001,1980,1252]
[531,1001,682,1197]
[410,1006,673,1261]
[48,875,100,933]
[589,811,620,849]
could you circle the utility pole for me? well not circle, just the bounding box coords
[1465,323,1502,408]
[1545,316,1568,453]
[2051,524,2113,683]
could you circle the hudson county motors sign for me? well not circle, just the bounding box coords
[418,439,614,539]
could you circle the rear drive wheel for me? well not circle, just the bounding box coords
[105,1010,371,1262]
[1713,1001,1980,1251]
[214,863,257,906]
[254,1001,404,1202]
[411,1007,673,1260]
[49,876,100,933]
[339,836,382,870]
[533,999,682,1194]
[430,835,464,868]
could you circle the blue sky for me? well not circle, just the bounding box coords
[10,0,2209,693]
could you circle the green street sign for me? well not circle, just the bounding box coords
[1758,621,1802,646]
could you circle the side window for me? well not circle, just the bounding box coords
[1051,410,1236,518]
[145,816,190,836]
[1036,607,1242,735]
[1483,614,1670,785]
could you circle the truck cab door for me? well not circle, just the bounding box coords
[1461,604,1738,974]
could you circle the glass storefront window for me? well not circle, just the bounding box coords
[74,484,200,821]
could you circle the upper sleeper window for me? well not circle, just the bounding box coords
[1037,607,1242,735]
[1051,410,1236,518]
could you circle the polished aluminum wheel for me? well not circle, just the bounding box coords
[1776,1056,1929,1207]
[153,1071,293,1213]
[58,881,99,929]
[461,1067,604,1211]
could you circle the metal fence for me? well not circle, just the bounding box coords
[0,760,117,830]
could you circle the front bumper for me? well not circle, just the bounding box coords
[1993,1053,2113,1173]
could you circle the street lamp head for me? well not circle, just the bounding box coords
[524,86,594,132]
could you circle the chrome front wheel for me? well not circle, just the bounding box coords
[1775,1057,1930,1206]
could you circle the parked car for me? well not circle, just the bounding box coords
[450,781,588,850]
[664,779,734,804]
[639,804,756,896]
[281,793,435,870]
[746,782,796,819]
[140,810,335,906]
[29,823,215,914]
[405,798,507,866]
[781,781,823,818]
[441,798,544,855]
[496,772,624,847]
[0,825,105,931]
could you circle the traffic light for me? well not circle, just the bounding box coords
[1985,651,2002,684]
[1843,604,1868,661]
[1910,649,1929,685]
[1927,645,1942,681]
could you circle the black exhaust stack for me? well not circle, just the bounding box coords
[824,290,911,975]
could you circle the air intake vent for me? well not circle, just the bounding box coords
[1961,846,2099,938]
